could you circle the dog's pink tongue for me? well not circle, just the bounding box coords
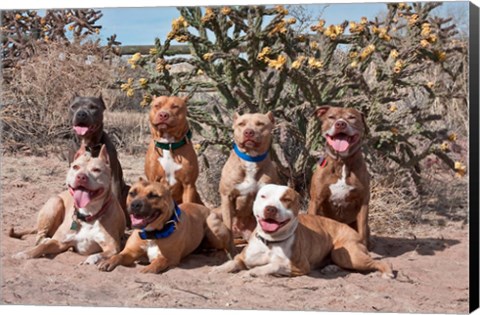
[73,189,92,208]
[328,136,350,152]
[74,126,89,136]
[259,219,281,233]
[130,215,147,228]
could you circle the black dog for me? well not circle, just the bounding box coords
[68,94,131,228]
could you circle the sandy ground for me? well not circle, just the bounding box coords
[0,153,470,313]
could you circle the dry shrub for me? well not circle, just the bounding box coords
[1,41,114,153]
[103,111,149,155]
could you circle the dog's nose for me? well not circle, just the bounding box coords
[129,200,144,213]
[76,110,88,121]
[335,120,347,130]
[243,128,255,138]
[157,111,170,122]
[264,205,278,216]
[75,173,88,185]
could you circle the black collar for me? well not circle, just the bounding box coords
[255,232,290,247]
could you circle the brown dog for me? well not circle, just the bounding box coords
[11,144,125,264]
[144,95,202,205]
[218,112,280,254]
[98,178,229,273]
[307,106,370,246]
[214,184,393,278]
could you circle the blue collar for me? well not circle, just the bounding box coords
[139,203,181,240]
[233,143,269,163]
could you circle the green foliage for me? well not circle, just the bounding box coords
[120,3,468,193]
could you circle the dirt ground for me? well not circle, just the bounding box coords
[0,152,470,313]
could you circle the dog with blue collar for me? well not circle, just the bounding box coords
[218,111,281,257]
[98,178,230,273]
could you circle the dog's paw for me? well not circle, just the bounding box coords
[381,271,395,279]
[81,253,102,265]
[98,259,117,272]
[12,251,30,260]
[140,264,165,274]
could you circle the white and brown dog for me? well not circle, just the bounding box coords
[11,144,126,264]
[307,106,371,247]
[98,178,229,273]
[218,112,280,255]
[214,184,393,278]
[144,95,202,204]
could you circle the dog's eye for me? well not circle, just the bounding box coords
[260,195,266,199]
[237,122,246,127]
[171,104,180,109]
[128,190,137,197]
[72,164,80,170]
[91,168,101,173]
[347,115,356,120]
[255,121,265,127]
[328,115,336,120]
[147,192,160,199]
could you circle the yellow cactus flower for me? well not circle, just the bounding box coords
[269,20,287,36]
[348,51,358,59]
[398,3,407,10]
[440,142,450,152]
[126,88,135,97]
[139,78,148,88]
[390,127,399,135]
[454,161,467,177]
[291,56,305,69]
[390,49,399,59]
[324,24,343,40]
[140,94,152,107]
[296,34,306,42]
[203,53,214,61]
[420,39,430,48]
[350,60,359,68]
[310,19,325,32]
[44,35,49,42]
[257,47,272,61]
[275,5,289,15]
[428,34,437,43]
[128,52,142,69]
[15,13,22,20]
[427,81,435,89]
[408,14,419,26]
[393,60,404,73]
[201,8,216,23]
[287,17,297,25]
[448,133,457,142]
[359,44,375,61]
[310,41,319,49]
[149,48,158,55]
[360,17,368,25]
[95,28,100,34]
[121,78,134,91]
[421,25,431,38]
[377,28,391,41]
[308,57,324,70]
[68,25,75,31]
[349,21,364,33]
[175,35,189,42]
[172,16,189,30]
[221,7,232,15]
[389,104,398,112]
[194,143,202,152]
[436,51,447,62]
[156,58,166,72]
[267,55,287,70]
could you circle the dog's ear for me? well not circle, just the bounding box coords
[73,143,87,161]
[157,176,169,187]
[98,144,110,166]
[180,94,190,103]
[233,112,240,123]
[315,106,330,118]
[265,111,275,124]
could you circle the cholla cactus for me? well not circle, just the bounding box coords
[122,3,467,193]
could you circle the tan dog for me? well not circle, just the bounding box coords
[214,184,393,278]
[11,144,125,264]
[144,95,202,204]
[218,112,279,254]
[307,106,371,247]
[98,178,229,273]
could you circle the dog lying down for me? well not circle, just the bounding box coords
[214,184,394,278]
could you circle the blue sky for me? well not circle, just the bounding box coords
[96,1,469,46]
